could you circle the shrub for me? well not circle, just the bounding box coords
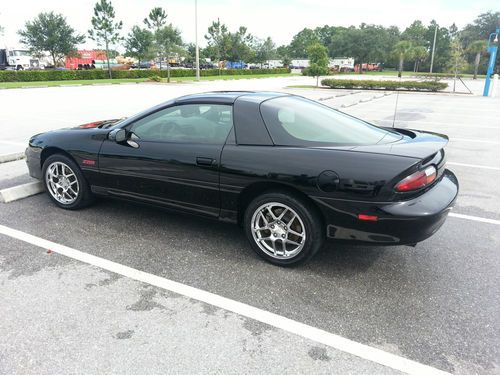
[0,68,291,82]
[320,79,448,92]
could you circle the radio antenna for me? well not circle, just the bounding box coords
[392,74,402,128]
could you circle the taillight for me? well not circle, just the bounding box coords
[395,166,437,192]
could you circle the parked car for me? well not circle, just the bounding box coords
[26,92,458,266]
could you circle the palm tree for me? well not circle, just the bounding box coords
[467,40,487,79]
[392,41,414,78]
[412,46,427,72]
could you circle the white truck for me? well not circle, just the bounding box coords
[0,47,48,70]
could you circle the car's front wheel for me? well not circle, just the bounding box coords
[42,154,94,209]
[244,191,324,266]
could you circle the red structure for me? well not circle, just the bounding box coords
[65,50,107,69]
[354,63,382,73]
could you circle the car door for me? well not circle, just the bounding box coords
[98,103,234,218]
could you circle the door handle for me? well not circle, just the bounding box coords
[196,157,215,167]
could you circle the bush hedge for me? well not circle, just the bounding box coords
[0,68,290,82]
[320,78,448,92]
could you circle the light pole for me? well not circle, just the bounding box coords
[429,25,438,74]
[483,28,499,97]
[195,0,200,81]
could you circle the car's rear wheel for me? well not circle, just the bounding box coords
[42,154,94,209]
[244,191,324,266]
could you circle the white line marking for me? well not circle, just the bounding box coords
[447,162,500,171]
[449,213,500,225]
[0,140,26,146]
[361,118,500,129]
[0,224,450,375]
[451,138,500,144]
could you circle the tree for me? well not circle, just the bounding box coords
[205,19,230,71]
[125,26,154,68]
[88,0,122,79]
[466,40,487,79]
[412,45,427,72]
[420,21,452,72]
[307,43,329,87]
[461,11,500,47]
[289,28,320,58]
[276,45,291,67]
[392,41,414,77]
[18,12,84,67]
[254,37,276,67]
[205,21,254,68]
[402,20,427,46]
[143,7,167,70]
[156,24,183,82]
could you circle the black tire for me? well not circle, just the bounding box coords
[42,154,94,210]
[243,191,324,266]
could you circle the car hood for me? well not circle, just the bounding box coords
[348,128,449,159]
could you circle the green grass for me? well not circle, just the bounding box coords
[0,72,296,89]
[0,78,148,88]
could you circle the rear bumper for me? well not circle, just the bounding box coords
[317,169,459,245]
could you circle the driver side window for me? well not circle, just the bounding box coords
[129,104,233,145]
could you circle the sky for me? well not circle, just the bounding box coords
[0,0,498,50]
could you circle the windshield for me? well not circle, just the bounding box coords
[260,96,401,147]
[13,50,31,56]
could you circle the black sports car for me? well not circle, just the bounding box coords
[26,91,459,266]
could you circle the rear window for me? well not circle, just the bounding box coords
[260,96,401,146]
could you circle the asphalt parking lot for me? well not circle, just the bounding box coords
[0,76,499,374]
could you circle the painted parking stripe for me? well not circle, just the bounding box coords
[449,213,500,225]
[450,138,500,144]
[447,162,500,171]
[0,223,450,375]
[0,140,26,146]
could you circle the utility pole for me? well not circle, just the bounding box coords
[195,0,200,81]
[430,25,437,73]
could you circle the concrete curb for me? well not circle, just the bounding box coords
[0,152,26,164]
[0,181,44,203]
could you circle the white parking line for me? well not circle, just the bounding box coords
[447,162,500,171]
[449,213,500,225]
[451,138,500,144]
[0,223,450,375]
[0,140,26,146]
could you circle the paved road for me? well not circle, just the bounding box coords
[1,77,499,374]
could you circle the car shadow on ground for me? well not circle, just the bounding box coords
[87,197,395,275]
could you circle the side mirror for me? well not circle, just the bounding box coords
[108,128,127,143]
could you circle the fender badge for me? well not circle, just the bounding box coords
[82,159,96,166]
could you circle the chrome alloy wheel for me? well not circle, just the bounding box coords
[251,202,306,259]
[45,161,80,205]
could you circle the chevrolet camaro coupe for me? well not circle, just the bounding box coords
[26,91,459,266]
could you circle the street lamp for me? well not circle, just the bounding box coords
[482,28,499,97]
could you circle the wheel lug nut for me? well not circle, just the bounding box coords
[270,224,274,229]
[281,234,285,238]
[273,233,277,237]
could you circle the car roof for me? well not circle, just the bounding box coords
[174,91,289,105]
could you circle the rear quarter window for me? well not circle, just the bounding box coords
[260,96,400,147]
